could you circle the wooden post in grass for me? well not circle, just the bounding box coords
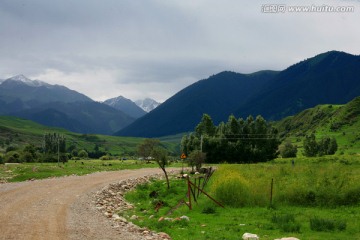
[270,178,274,207]
[187,176,192,210]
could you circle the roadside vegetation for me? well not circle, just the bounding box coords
[0,159,183,183]
[1,99,360,239]
[124,155,360,240]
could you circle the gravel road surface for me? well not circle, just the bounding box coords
[0,168,164,240]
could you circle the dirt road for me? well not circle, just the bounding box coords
[0,168,164,240]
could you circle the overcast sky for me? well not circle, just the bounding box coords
[0,0,359,102]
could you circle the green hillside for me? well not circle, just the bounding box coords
[0,116,178,157]
[276,96,360,155]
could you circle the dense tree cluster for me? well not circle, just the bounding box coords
[303,133,338,157]
[43,133,67,162]
[181,114,280,164]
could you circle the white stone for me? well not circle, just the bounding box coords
[242,232,259,240]
[130,215,138,220]
[180,215,190,221]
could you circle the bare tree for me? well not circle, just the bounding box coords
[152,147,170,189]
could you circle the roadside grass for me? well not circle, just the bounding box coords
[124,155,360,240]
[0,160,182,182]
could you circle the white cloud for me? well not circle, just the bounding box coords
[0,0,359,102]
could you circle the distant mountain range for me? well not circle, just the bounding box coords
[103,96,147,119]
[0,75,134,134]
[2,51,359,137]
[0,74,92,106]
[117,51,360,137]
[135,98,161,112]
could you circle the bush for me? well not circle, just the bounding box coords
[202,205,216,214]
[271,213,301,233]
[5,145,18,153]
[5,151,21,163]
[280,141,297,158]
[100,154,112,160]
[210,167,251,207]
[21,151,37,163]
[310,217,346,232]
[0,154,4,164]
[78,149,88,159]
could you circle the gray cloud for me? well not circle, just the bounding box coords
[0,0,359,101]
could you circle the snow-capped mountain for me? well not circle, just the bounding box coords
[0,74,92,103]
[135,98,161,112]
[5,74,50,87]
[0,75,134,135]
[103,96,146,119]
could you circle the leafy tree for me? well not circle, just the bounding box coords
[88,144,107,159]
[318,137,338,156]
[43,133,67,162]
[138,139,160,162]
[152,147,170,189]
[71,149,79,157]
[5,145,18,153]
[5,151,21,163]
[0,154,4,164]
[195,114,216,137]
[78,149,88,159]
[183,113,280,163]
[303,133,318,157]
[280,141,297,158]
[21,144,37,162]
[188,150,206,172]
[181,133,201,156]
[329,138,338,155]
[303,134,338,157]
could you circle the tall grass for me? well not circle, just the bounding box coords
[208,157,360,208]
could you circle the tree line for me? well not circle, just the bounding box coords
[181,114,280,164]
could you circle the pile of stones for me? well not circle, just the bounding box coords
[94,173,172,240]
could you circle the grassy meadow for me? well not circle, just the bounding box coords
[0,159,176,182]
[0,116,181,157]
[124,155,360,240]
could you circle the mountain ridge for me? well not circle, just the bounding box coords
[135,98,161,112]
[103,96,147,119]
[0,75,134,134]
[116,50,360,137]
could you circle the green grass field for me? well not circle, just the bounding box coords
[0,159,180,182]
[124,155,360,240]
[0,116,181,157]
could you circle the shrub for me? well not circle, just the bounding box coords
[5,145,18,153]
[271,213,301,233]
[21,151,37,163]
[78,150,88,159]
[100,155,112,160]
[202,205,216,214]
[0,154,4,164]
[280,141,297,158]
[210,167,251,207]
[5,151,21,163]
[310,217,346,232]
